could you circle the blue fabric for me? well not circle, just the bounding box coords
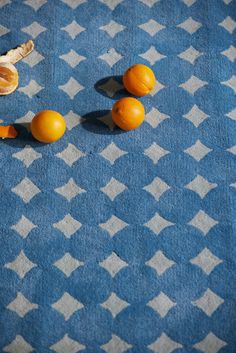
[0,0,236,352]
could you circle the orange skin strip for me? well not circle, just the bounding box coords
[0,125,18,138]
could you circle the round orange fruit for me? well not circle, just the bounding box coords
[31,110,66,143]
[123,64,156,96]
[112,97,145,131]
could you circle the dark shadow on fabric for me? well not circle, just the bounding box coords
[94,76,127,100]
[81,110,125,135]
[0,124,45,148]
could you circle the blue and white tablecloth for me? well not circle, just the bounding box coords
[0,0,236,352]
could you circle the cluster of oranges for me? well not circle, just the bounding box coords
[31,64,156,143]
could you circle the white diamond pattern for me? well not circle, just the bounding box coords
[53,214,82,238]
[190,248,223,275]
[61,20,85,39]
[146,108,169,128]
[11,177,41,203]
[5,251,37,279]
[18,80,44,98]
[185,175,217,198]
[60,50,86,68]
[12,145,42,167]
[100,142,127,164]
[178,46,202,64]
[193,333,227,353]
[99,215,128,237]
[50,334,85,353]
[148,333,182,353]
[99,48,123,67]
[11,215,36,238]
[100,20,125,38]
[54,253,84,277]
[3,336,34,353]
[188,210,218,235]
[59,77,84,99]
[144,143,170,164]
[102,335,132,353]
[21,21,47,38]
[56,143,85,166]
[139,19,165,36]
[139,46,166,65]
[99,252,128,277]
[54,178,85,201]
[184,140,212,161]
[148,292,176,317]
[146,251,176,275]
[101,292,129,317]
[145,213,174,234]
[177,17,202,34]
[183,105,209,127]
[7,292,38,318]
[192,289,224,316]
[101,177,127,201]
[52,292,84,320]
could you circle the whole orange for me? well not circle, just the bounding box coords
[123,64,156,96]
[112,97,145,131]
[31,110,66,143]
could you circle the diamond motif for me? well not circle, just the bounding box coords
[101,292,129,317]
[64,110,84,130]
[188,210,218,235]
[223,0,232,3]
[54,253,84,277]
[52,292,84,320]
[3,335,34,353]
[59,77,84,99]
[144,143,170,164]
[99,0,123,10]
[219,16,236,34]
[221,45,236,62]
[12,145,42,167]
[101,177,127,201]
[183,105,209,127]
[139,19,165,36]
[145,213,174,234]
[99,252,128,277]
[99,111,116,130]
[139,0,159,7]
[148,333,182,353]
[184,140,212,161]
[59,50,86,68]
[190,248,223,275]
[226,108,236,121]
[21,21,46,38]
[222,75,236,94]
[15,111,34,125]
[11,177,41,203]
[56,143,85,166]
[182,0,197,6]
[226,146,236,155]
[146,251,175,275]
[55,178,85,202]
[98,78,123,98]
[180,75,207,95]
[7,292,38,318]
[100,142,127,164]
[22,49,44,67]
[100,20,125,38]
[0,25,10,37]
[150,81,165,96]
[18,80,43,98]
[99,48,123,67]
[102,335,132,353]
[230,182,236,188]
[193,332,227,353]
[177,17,202,34]
[192,289,224,316]
[11,215,36,238]
[146,108,169,128]
[5,250,37,279]
[147,292,176,318]
[178,46,203,64]
[143,177,170,201]
[53,214,82,238]
[185,175,217,198]
[99,215,128,237]
[61,0,87,9]
[61,20,85,39]
[0,0,11,8]
[139,46,166,65]
[24,0,47,11]
[50,334,85,353]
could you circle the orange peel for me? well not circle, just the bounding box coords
[0,125,18,138]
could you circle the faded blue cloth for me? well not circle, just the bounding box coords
[0,0,236,352]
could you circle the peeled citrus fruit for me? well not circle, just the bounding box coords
[31,110,66,143]
[112,97,145,131]
[0,63,18,95]
[123,64,156,96]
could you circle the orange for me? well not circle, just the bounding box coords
[112,97,145,131]
[31,110,66,143]
[123,64,156,96]
[0,63,18,95]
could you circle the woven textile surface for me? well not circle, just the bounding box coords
[0,0,236,352]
